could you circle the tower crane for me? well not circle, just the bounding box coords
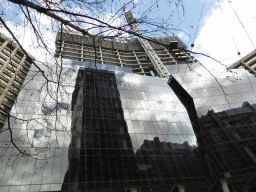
[124,7,170,78]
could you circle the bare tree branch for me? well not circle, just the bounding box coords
[7,0,95,37]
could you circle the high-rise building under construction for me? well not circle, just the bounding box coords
[55,9,196,78]
[55,33,195,77]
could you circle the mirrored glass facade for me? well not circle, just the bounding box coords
[168,64,256,190]
[0,59,256,192]
[0,60,207,192]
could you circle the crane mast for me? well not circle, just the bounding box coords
[124,7,170,78]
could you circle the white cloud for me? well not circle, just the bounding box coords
[178,31,189,42]
[194,0,256,72]
[0,18,56,63]
[133,0,140,4]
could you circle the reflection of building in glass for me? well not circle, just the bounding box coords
[199,102,256,176]
[229,49,256,76]
[4,58,256,191]
[170,64,256,191]
[135,137,205,182]
[54,32,196,76]
[62,68,139,190]
[0,33,34,130]
[58,62,208,192]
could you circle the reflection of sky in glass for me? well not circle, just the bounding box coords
[6,60,256,191]
[116,72,197,152]
[168,64,256,182]
[168,64,256,116]
[0,59,198,191]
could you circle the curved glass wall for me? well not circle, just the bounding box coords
[0,60,206,192]
[168,64,256,189]
[1,60,256,192]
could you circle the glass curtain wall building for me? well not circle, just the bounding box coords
[61,63,209,191]
[0,58,256,191]
[0,60,209,192]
